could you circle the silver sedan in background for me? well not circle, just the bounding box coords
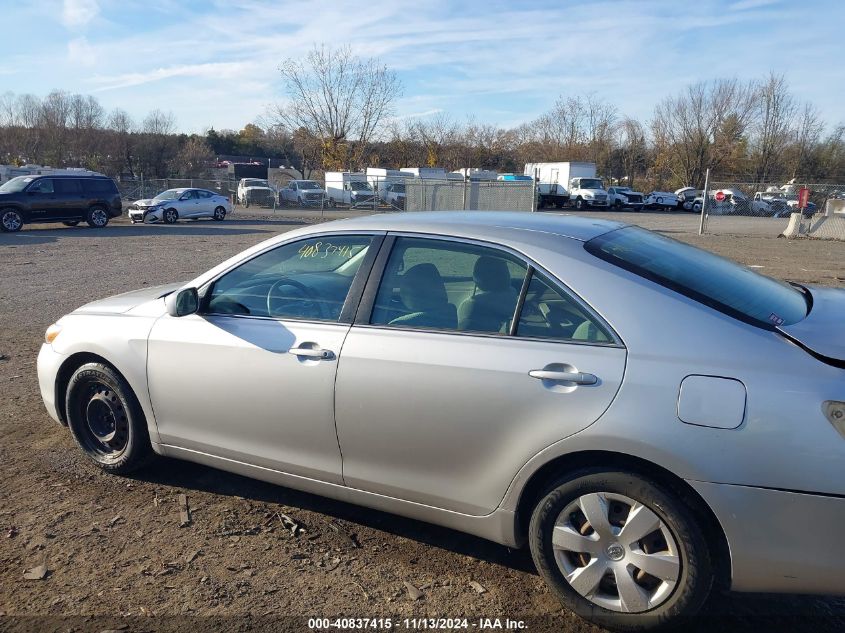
[128,188,231,224]
[37,212,845,630]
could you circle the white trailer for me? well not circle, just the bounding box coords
[524,162,609,210]
[400,167,463,180]
[0,164,104,184]
[451,168,498,181]
[325,171,377,208]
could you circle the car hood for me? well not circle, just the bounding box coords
[73,282,182,315]
[243,186,274,192]
[133,198,163,206]
[778,285,845,363]
[299,188,325,194]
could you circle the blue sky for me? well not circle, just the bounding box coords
[2,0,843,134]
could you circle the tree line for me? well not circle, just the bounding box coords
[0,46,843,189]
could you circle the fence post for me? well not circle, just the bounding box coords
[140,172,144,198]
[462,177,468,210]
[531,174,538,212]
[698,168,710,235]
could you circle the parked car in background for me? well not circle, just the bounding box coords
[644,191,680,210]
[0,174,122,232]
[752,192,791,217]
[383,182,406,209]
[237,178,276,207]
[606,186,645,211]
[280,180,327,207]
[128,188,231,224]
[675,187,699,209]
[37,211,845,630]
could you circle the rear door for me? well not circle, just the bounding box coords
[334,235,627,516]
[54,178,85,218]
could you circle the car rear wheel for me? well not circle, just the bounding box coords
[62,220,80,227]
[529,469,712,631]
[65,362,154,474]
[1,208,24,232]
[86,207,109,228]
[213,206,226,221]
[163,208,178,224]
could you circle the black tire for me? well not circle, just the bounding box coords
[163,208,178,224]
[328,198,337,208]
[65,362,154,474]
[575,198,585,210]
[244,198,250,208]
[297,196,303,206]
[213,206,226,221]
[529,468,712,631]
[62,220,80,227]
[1,207,24,232]
[86,206,109,228]
[614,200,623,209]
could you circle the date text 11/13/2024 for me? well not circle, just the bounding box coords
[308,617,527,630]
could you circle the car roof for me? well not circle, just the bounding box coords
[327,211,626,242]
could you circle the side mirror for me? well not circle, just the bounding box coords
[165,287,199,317]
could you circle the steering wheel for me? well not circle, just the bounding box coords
[266,277,323,319]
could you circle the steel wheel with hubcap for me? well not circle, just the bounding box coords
[65,362,154,474]
[163,208,178,224]
[86,207,109,228]
[1,208,23,232]
[529,469,712,630]
[213,206,226,221]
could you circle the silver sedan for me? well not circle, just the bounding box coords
[36,212,845,629]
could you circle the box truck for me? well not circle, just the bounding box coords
[524,162,609,210]
[325,172,377,208]
[366,168,408,202]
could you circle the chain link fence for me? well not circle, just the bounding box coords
[404,178,535,212]
[699,180,845,240]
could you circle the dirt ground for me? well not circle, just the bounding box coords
[1,209,843,633]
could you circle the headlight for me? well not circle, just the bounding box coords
[584,193,594,199]
[823,401,845,439]
[45,323,62,344]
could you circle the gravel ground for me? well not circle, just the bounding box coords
[1,209,843,633]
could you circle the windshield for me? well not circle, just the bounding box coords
[350,181,372,191]
[244,179,270,187]
[299,181,321,189]
[153,189,181,201]
[578,179,603,189]
[585,226,808,328]
[0,176,34,193]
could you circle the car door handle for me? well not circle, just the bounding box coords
[528,370,597,385]
[288,346,334,360]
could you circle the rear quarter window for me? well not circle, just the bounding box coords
[82,178,118,194]
[584,226,808,328]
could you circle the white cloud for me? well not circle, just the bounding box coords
[729,0,779,10]
[67,37,96,66]
[91,62,248,91]
[62,0,100,28]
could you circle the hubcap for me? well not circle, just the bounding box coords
[92,209,107,225]
[552,492,681,613]
[2,211,21,230]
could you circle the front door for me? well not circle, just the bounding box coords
[334,236,627,515]
[25,178,64,222]
[147,233,379,482]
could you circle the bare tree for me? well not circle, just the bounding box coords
[172,136,214,177]
[616,117,646,188]
[788,102,823,179]
[652,78,757,187]
[271,45,402,171]
[749,73,796,183]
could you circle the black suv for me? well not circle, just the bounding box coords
[0,174,123,232]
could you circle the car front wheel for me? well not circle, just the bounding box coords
[213,206,226,221]
[163,208,178,224]
[529,469,712,630]
[65,362,154,474]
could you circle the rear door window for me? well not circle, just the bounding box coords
[54,179,82,194]
[585,226,808,327]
